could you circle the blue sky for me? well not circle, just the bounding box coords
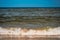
[0,0,60,7]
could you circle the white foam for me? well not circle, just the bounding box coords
[0,27,60,36]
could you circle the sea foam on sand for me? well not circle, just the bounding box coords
[0,27,60,36]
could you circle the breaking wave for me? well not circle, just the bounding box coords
[0,27,60,36]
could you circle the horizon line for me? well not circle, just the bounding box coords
[0,7,60,9]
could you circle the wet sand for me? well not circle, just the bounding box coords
[0,35,60,40]
[0,37,60,40]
